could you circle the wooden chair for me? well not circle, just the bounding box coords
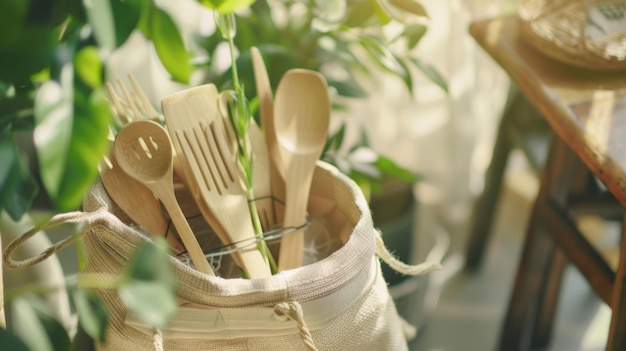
[469,15,626,350]
[464,85,550,271]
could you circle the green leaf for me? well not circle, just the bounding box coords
[347,146,381,179]
[74,46,103,89]
[409,57,448,94]
[0,328,29,351]
[84,0,116,53]
[344,0,376,27]
[55,89,111,210]
[34,66,74,202]
[369,0,391,25]
[85,0,142,51]
[404,22,427,49]
[73,290,109,343]
[332,122,346,151]
[110,0,142,47]
[119,281,178,328]
[327,79,367,98]
[388,0,428,18]
[149,7,191,84]
[0,0,28,44]
[198,0,255,13]
[0,138,39,221]
[312,0,347,32]
[31,307,71,351]
[12,298,57,351]
[34,67,112,211]
[376,155,417,183]
[124,239,176,285]
[119,239,178,328]
[359,36,412,92]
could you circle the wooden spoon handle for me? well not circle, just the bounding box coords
[156,185,215,276]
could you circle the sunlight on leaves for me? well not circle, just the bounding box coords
[34,65,112,211]
[84,0,116,53]
[34,66,74,201]
[74,46,103,89]
[198,0,256,14]
[149,7,192,84]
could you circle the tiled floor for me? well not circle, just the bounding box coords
[408,167,612,351]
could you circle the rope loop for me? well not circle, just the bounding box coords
[374,230,442,276]
[3,208,111,269]
[273,301,318,351]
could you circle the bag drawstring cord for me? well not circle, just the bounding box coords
[152,328,164,351]
[274,301,318,351]
[374,229,442,276]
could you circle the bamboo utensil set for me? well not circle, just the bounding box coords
[103,52,330,278]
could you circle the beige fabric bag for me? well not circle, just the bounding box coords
[5,162,440,351]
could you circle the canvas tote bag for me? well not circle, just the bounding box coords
[4,162,440,351]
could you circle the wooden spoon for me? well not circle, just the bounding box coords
[100,152,184,253]
[113,120,214,276]
[274,69,331,271]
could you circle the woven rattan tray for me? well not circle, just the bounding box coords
[518,0,626,71]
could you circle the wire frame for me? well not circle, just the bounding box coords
[518,0,626,70]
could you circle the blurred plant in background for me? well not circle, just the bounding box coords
[1,0,445,221]
[0,0,445,347]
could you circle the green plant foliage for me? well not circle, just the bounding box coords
[0,0,29,44]
[34,66,112,212]
[149,7,192,84]
[198,0,256,14]
[359,35,412,93]
[0,138,39,221]
[409,57,449,93]
[74,46,104,89]
[73,290,109,343]
[119,238,178,328]
[12,296,71,351]
[0,327,30,351]
[84,0,142,52]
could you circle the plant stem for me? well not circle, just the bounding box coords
[220,12,277,274]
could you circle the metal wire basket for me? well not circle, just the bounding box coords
[518,0,626,70]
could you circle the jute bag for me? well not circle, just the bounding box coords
[4,162,440,351]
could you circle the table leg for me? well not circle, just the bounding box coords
[608,213,626,350]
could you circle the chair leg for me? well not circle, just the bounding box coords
[608,213,626,350]
[531,156,591,348]
[464,113,513,271]
[499,136,579,350]
[465,85,543,272]
[530,247,568,348]
[499,208,556,350]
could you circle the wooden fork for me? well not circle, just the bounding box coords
[163,86,272,278]
[106,75,160,123]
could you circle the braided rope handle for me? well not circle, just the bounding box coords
[3,208,112,270]
[374,230,442,276]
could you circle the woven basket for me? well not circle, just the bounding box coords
[517,0,626,70]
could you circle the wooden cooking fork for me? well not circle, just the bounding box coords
[163,86,272,278]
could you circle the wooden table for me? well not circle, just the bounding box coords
[470,15,626,350]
